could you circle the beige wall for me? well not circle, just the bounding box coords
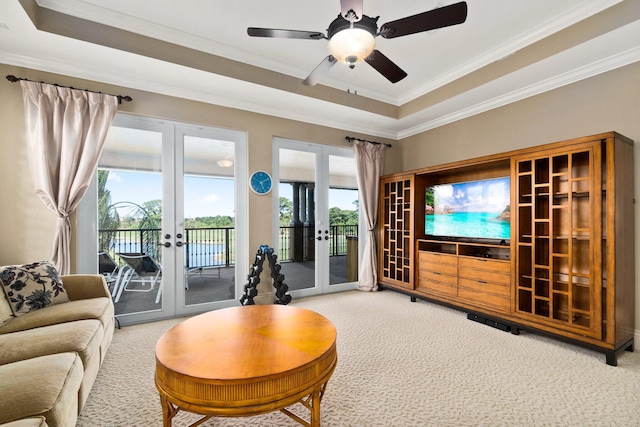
[393,61,640,336]
[0,63,393,269]
[1,60,638,332]
[391,62,640,172]
[0,66,59,264]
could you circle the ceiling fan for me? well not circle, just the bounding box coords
[247,0,468,86]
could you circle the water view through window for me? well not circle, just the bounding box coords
[425,177,510,240]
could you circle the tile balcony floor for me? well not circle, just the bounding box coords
[111,255,350,318]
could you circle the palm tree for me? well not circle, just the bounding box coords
[98,170,162,259]
[98,170,120,252]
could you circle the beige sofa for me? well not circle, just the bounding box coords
[0,275,115,427]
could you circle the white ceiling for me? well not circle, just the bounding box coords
[1,0,639,139]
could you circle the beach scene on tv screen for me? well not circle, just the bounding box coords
[425,177,510,240]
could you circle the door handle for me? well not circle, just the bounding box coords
[159,242,171,248]
[176,241,184,247]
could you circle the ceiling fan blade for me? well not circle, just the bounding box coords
[379,1,468,39]
[365,50,407,83]
[247,27,325,40]
[302,56,338,86]
[340,0,363,22]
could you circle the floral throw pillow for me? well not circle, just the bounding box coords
[0,261,69,315]
[0,288,13,325]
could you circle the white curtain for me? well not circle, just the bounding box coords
[21,81,119,275]
[353,140,386,291]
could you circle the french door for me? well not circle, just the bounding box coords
[272,138,361,298]
[79,114,247,325]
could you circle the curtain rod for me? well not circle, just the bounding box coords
[345,136,392,148]
[6,75,133,104]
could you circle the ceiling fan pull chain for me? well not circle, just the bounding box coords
[347,70,359,96]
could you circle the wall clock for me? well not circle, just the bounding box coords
[250,170,273,195]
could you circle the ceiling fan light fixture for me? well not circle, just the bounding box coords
[328,28,375,66]
[217,159,233,168]
[248,2,468,85]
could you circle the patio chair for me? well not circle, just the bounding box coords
[113,253,162,304]
[98,252,120,295]
[98,252,118,276]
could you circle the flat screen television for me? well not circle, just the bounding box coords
[425,176,510,241]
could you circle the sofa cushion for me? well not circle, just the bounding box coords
[0,297,112,335]
[0,417,48,427]
[0,353,82,427]
[0,319,105,412]
[0,319,103,368]
[0,262,69,316]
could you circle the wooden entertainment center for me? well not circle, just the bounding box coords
[378,132,635,365]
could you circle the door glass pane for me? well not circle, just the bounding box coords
[98,126,164,316]
[328,155,359,285]
[183,136,236,305]
[278,148,316,291]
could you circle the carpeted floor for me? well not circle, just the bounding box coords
[78,290,640,426]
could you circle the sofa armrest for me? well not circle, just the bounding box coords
[61,275,111,301]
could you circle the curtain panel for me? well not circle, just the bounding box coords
[21,81,118,274]
[353,140,386,291]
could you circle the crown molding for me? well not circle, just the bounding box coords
[397,43,640,139]
[0,51,401,139]
[36,0,402,105]
[4,40,639,142]
[5,0,639,142]
[399,0,625,105]
[37,0,623,108]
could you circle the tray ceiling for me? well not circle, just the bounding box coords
[1,0,639,139]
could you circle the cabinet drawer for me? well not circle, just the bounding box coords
[458,287,510,312]
[417,270,457,296]
[418,269,457,286]
[458,256,510,273]
[419,251,457,265]
[419,252,457,275]
[458,266,510,285]
[458,277,510,297]
[458,278,510,311]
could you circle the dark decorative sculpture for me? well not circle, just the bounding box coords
[240,245,292,305]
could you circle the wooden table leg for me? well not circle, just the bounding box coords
[310,389,321,427]
[156,306,337,427]
[159,395,179,427]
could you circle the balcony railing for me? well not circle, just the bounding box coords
[99,224,358,268]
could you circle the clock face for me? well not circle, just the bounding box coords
[250,171,273,195]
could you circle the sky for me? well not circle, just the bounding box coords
[432,177,510,213]
[105,171,358,219]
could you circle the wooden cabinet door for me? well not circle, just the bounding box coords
[378,174,414,290]
[513,142,603,339]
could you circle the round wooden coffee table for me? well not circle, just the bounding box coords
[155,305,338,427]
